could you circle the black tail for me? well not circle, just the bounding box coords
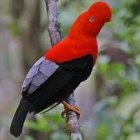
[10,98,31,137]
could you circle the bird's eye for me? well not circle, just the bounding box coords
[89,17,95,22]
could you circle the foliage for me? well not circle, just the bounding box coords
[94,94,140,140]
[94,0,140,139]
[25,108,69,140]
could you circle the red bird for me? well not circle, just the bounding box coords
[10,1,112,137]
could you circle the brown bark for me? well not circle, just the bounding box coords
[10,0,25,20]
[20,0,44,139]
[22,0,43,70]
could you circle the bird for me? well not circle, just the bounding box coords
[10,1,112,137]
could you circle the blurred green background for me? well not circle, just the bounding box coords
[0,0,140,140]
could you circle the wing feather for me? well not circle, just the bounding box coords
[22,57,58,94]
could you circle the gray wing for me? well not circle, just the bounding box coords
[22,57,59,94]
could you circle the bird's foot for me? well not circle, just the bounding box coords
[61,101,80,119]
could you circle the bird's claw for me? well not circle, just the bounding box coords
[61,101,80,119]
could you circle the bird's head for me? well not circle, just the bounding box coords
[69,1,112,38]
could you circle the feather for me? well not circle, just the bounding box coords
[10,98,31,137]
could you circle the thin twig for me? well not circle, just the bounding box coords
[45,0,83,139]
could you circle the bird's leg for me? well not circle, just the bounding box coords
[61,101,80,119]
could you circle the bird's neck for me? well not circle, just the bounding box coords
[65,36,98,63]
[67,34,97,47]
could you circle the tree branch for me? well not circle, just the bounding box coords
[45,0,83,139]
[45,0,61,46]
[65,94,83,140]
